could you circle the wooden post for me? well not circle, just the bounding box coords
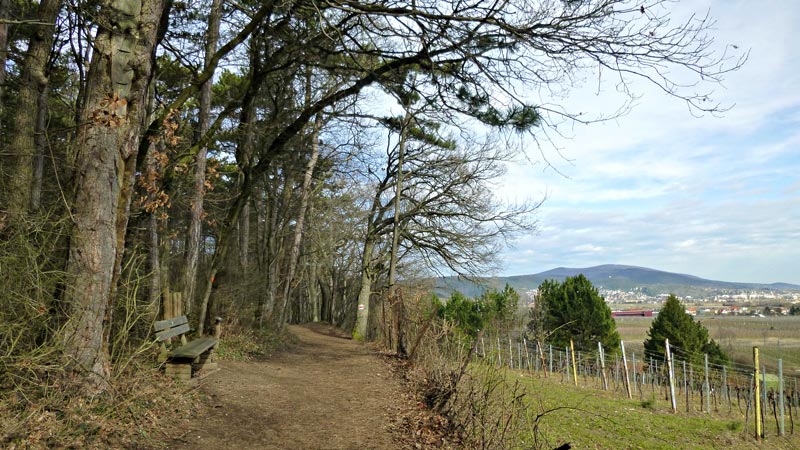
[599,342,608,391]
[632,352,639,398]
[723,365,729,412]
[621,340,632,399]
[762,366,768,435]
[684,360,689,412]
[665,338,677,412]
[497,337,502,367]
[779,359,785,436]
[565,346,570,382]
[754,347,763,439]
[570,340,578,386]
[704,354,711,413]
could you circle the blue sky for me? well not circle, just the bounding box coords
[496,1,800,284]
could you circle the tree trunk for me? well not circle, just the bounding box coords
[354,238,375,340]
[277,114,322,327]
[5,0,59,218]
[183,0,222,318]
[30,86,50,211]
[0,0,10,124]
[387,108,410,355]
[62,0,166,393]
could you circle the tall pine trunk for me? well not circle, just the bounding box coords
[277,114,322,328]
[62,0,166,393]
[183,0,223,318]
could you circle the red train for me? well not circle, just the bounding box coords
[611,310,654,317]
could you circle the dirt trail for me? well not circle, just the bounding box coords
[167,324,410,450]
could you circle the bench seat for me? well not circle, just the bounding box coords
[169,336,218,359]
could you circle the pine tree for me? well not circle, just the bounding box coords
[643,295,728,366]
[533,275,619,352]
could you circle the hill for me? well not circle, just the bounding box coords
[431,264,800,298]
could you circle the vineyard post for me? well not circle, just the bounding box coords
[565,345,570,382]
[517,342,522,370]
[549,344,553,375]
[762,365,767,434]
[704,354,710,413]
[570,340,578,386]
[723,365,729,412]
[779,358,785,436]
[621,340,632,399]
[684,360,689,412]
[754,347,763,440]
[665,338,677,412]
[599,342,608,390]
[632,353,638,396]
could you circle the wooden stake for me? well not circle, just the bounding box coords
[665,338,677,412]
[755,347,763,439]
[779,359,785,436]
[570,340,578,386]
[621,340,632,399]
[704,354,710,413]
[599,342,608,391]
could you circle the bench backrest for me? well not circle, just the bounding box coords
[154,315,191,342]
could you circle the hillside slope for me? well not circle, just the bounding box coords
[431,264,800,298]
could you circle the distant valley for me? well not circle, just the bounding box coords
[430,264,800,302]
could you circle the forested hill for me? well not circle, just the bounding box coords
[431,264,800,298]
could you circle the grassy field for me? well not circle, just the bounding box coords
[493,367,800,450]
[615,315,800,376]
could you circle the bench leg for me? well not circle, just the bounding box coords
[193,350,218,372]
[165,362,192,381]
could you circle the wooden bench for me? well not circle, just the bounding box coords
[155,315,222,380]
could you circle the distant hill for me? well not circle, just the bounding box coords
[431,264,800,298]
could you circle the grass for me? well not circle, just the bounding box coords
[496,367,800,450]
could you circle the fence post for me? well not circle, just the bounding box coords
[549,344,553,375]
[723,365,729,412]
[683,360,689,412]
[621,340,632,399]
[497,337,502,367]
[564,346,570,382]
[570,340,578,386]
[509,338,514,369]
[779,358,785,436]
[599,342,608,390]
[665,338,677,412]
[762,365,768,435]
[632,352,638,396]
[704,354,710,414]
[754,347,763,440]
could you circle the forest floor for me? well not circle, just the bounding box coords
[164,323,424,450]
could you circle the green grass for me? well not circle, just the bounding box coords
[497,368,800,450]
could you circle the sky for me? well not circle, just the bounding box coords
[495,1,800,285]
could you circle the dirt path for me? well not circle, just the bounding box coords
[167,324,411,450]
